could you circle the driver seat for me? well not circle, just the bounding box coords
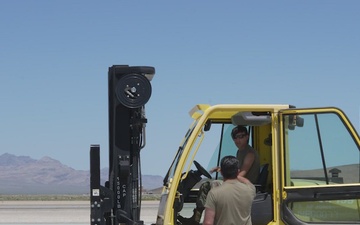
[255,163,269,193]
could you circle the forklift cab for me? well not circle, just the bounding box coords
[157,104,360,225]
[172,106,274,225]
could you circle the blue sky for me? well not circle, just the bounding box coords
[1,1,359,176]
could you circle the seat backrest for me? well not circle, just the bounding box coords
[255,163,269,192]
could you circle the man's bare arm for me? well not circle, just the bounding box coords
[203,207,215,225]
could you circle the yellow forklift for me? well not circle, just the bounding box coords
[90,65,360,225]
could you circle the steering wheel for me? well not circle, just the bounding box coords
[193,160,212,179]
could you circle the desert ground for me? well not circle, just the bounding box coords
[0,200,159,224]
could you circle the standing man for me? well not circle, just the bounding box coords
[203,155,256,225]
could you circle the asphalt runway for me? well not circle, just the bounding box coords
[0,200,160,225]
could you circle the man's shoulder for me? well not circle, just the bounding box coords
[245,145,259,157]
[209,181,230,194]
[215,180,255,194]
[245,144,256,151]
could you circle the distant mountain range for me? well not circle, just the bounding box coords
[0,153,163,195]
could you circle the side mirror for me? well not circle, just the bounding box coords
[204,120,212,131]
[288,115,304,130]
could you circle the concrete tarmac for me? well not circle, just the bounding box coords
[0,200,159,224]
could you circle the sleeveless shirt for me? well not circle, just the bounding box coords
[236,144,260,184]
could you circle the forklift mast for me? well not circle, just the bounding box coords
[90,65,155,225]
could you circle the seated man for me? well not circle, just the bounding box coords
[231,125,260,183]
[178,126,260,225]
